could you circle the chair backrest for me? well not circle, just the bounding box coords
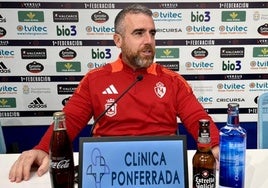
[257,92,268,149]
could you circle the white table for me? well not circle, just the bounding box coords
[1,149,268,187]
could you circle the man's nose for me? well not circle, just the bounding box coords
[143,32,154,44]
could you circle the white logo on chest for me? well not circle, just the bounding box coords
[154,82,166,98]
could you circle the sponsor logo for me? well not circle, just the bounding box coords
[20,2,41,8]
[0,27,7,38]
[186,40,215,46]
[0,111,20,117]
[52,40,83,46]
[216,98,245,103]
[57,84,78,95]
[21,48,47,59]
[0,15,6,23]
[18,11,44,22]
[224,74,243,80]
[217,83,245,92]
[0,98,16,108]
[152,11,182,22]
[220,47,244,58]
[0,49,15,58]
[86,26,114,35]
[222,60,242,71]
[59,48,77,60]
[257,23,268,35]
[249,82,268,92]
[62,96,71,106]
[156,27,182,33]
[185,61,214,70]
[253,11,268,21]
[186,25,215,35]
[221,11,246,22]
[219,25,248,34]
[84,3,115,9]
[20,76,51,82]
[0,85,17,94]
[102,85,118,94]
[53,11,79,22]
[23,85,51,94]
[191,85,213,93]
[87,62,107,70]
[26,61,44,73]
[159,3,178,9]
[0,61,11,73]
[253,47,268,57]
[156,48,179,59]
[17,25,48,36]
[191,11,211,22]
[191,47,208,59]
[28,97,47,108]
[250,60,268,70]
[197,96,213,104]
[91,48,112,59]
[156,61,179,71]
[91,11,109,23]
[56,25,77,36]
[56,61,81,72]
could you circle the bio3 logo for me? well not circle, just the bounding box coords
[56,25,77,36]
[91,48,111,59]
[222,60,241,71]
[191,11,211,22]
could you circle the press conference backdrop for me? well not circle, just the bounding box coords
[0,0,268,128]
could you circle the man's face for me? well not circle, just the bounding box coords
[114,13,156,69]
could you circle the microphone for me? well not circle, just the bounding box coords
[89,74,143,136]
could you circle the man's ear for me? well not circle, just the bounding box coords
[113,33,122,48]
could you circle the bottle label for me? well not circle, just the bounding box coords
[50,159,71,169]
[193,170,216,188]
[219,138,246,187]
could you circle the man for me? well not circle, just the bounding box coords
[9,4,219,183]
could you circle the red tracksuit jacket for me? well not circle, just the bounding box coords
[35,54,219,152]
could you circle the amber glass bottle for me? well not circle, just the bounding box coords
[192,119,216,188]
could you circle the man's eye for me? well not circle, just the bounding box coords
[151,31,156,36]
[134,31,143,35]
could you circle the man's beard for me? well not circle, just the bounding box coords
[123,45,155,69]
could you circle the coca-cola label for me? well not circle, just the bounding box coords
[193,170,216,188]
[50,159,70,169]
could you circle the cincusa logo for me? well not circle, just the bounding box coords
[216,98,245,102]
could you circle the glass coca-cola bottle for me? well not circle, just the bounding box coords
[49,111,74,188]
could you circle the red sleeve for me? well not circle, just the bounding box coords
[34,74,93,153]
[174,75,220,147]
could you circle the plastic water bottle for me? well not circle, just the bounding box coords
[219,103,246,188]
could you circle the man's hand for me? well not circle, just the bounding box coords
[9,149,49,183]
